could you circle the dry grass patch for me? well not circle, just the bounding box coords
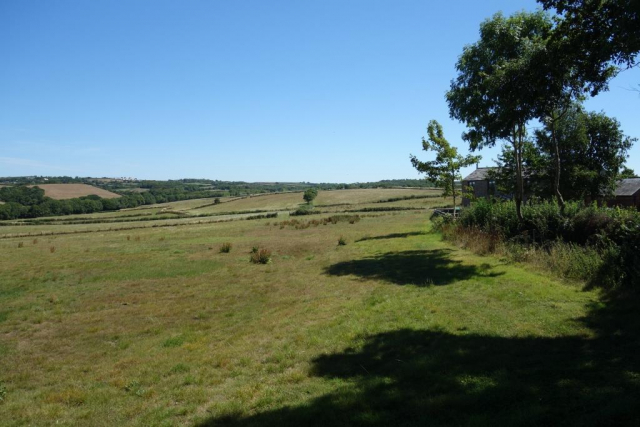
[30,184,120,200]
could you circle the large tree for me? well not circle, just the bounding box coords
[303,188,318,204]
[410,120,480,217]
[535,105,636,200]
[539,0,640,95]
[490,140,549,201]
[447,11,552,221]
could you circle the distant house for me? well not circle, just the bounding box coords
[609,178,640,209]
[461,167,497,206]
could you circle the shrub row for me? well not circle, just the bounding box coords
[441,199,640,288]
[374,194,442,203]
[278,215,361,230]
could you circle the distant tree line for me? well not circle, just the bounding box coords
[0,185,228,220]
[0,186,159,220]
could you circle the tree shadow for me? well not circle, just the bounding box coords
[324,249,503,286]
[198,294,640,427]
[356,232,427,242]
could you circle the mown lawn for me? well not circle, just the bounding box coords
[0,208,638,426]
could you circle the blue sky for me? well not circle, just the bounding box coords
[1,0,638,182]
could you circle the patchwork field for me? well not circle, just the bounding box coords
[28,184,121,200]
[0,189,638,426]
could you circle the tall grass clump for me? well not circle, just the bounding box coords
[250,248,271,264]
[219,242,232,253]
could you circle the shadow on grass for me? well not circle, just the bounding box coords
[356,231,427,242]
[198,294,640,427]
[324,249,503,286]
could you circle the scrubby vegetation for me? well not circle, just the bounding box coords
[249,248,272,264]
[434,199,639,288]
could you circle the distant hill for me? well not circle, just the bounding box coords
[29,184,120,200]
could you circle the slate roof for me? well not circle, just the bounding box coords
[462,167,496,181]
[615,178,640,196]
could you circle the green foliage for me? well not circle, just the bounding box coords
[291,205,317,216]
[458,199,640,287]
[0,185,45,205]
[219,242,232,253]
[539,0,638,96]
[411,120,480,211]
[620,167,637,178]
[534,104,636,200]
[303,188,318,204]
[447,11,553,149]
[338,236,347,246]
[447,11,553,219]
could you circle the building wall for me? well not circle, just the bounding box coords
[605,192,640,210]
[617,192,639,209]
[462,180,490,206]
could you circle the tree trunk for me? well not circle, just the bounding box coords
[452,175,457,219]
[550,114,565,210]
[513,127,524,223]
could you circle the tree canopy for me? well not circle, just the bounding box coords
[540,0,640,95]
[535,105,636,199]
[411,120,480,215]
[303,188,318,204]
[447,11,553,219]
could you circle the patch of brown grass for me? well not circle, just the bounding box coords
[30,184,120,200]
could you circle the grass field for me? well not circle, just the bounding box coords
[27,184,121,200]
[0,190,638,426]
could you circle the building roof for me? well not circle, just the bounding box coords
[615,178,640,196]
[462,167,496,182]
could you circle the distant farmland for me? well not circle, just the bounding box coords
[29,183,120,200]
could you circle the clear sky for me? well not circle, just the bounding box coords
[1,0,638,182]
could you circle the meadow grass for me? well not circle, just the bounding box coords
[0,192,637,426]
[188,189,440,215]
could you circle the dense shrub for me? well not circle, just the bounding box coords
[451,199,640,288]
[290,205,318,216]
[277,215,361,230]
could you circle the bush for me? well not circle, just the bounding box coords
[448,199,640,289]
[338,236,347,246]
[219,242,232,253]
[291,205,317,216]
[250,248,272,264]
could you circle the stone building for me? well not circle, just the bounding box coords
[461,167,497,207]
